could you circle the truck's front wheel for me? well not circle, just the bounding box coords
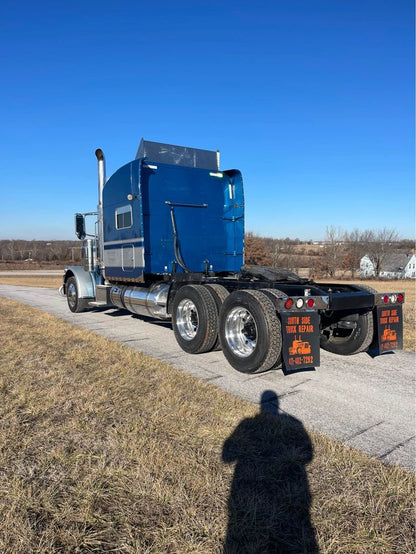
[66,276,89,313]
[172,285,218,354]
[219,290,282,373]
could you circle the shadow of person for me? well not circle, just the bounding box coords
[222,390,318,553]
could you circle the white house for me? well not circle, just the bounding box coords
[360,253,416,279]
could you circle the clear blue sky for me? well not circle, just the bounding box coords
[0,0,414,241]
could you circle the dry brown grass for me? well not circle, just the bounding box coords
[0,275,62,289]
[0,297,414,553]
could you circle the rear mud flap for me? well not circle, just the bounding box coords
[281,311,320,370]
[370,305,403,355]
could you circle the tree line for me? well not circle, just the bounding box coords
[245,228,414,279]
[0,240,81,263]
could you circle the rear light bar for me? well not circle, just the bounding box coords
[274,291,403,311]
[283,296,329,310]
[376,293,405,306]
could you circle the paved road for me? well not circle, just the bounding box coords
[1,284,414,470]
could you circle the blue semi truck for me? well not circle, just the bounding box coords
[61,140,405,373]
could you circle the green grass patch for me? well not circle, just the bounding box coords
[0,297,414,553]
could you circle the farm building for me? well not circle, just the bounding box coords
[360,253,416,279]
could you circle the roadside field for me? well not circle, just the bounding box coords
[0,275,413,351]
[0,275,63,289]
[0,297,414,553]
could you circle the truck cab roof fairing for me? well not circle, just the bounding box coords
[136,139,219,171]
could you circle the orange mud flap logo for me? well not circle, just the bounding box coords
[381,328,397,342]
[281,312,320,370]
[288,339,312,356]
[375,305,403,353]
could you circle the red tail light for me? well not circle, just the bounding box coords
[307,298,315,308]
[383,295,389,304]
[397,293,404,303]
[285,298,293,309]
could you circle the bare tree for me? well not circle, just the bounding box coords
[366,228,399,277]
[244,233,272,266]
[272,240,293,270]
[319,226,345,278]
[6,241,17,261]
[342,228,368,278]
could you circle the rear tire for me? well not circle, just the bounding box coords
[172,285,218,354]
[219,289,282,373]
[66,276,89,313]
[260,288,287,304]
[320,285,377,355]
[260,288,287,368]
[204,284,229,351]
[320,310,374,355]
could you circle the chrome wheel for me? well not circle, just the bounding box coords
[176,298,199,341]
[67,281,77,310]
[172,285,218,354]
[219,290,282,373]
[66,276,88,313]
[224,306,258,358]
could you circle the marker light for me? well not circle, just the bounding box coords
[307,298,315,308]
[285,298,293,309]
[296,298,304,309]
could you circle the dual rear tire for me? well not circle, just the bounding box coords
[172,285,282,373]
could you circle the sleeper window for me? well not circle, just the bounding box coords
[116,205,132,229]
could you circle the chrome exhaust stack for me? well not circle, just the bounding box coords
[95,148,106,207]
[95,148,106,267]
